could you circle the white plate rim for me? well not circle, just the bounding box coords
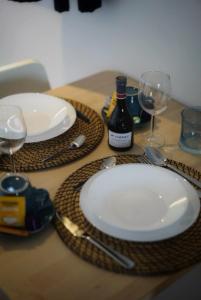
[80,163,200,242]
[25,115,73,143]
[0,93,76,143]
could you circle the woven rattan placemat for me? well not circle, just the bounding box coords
[0,99,104,172]
[54,155,201,275]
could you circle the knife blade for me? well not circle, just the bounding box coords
[165,163,201,189]
[56,212,135,269]
[60,96,90,124]
[75,109,91,124]
[0,225,30,237]
[42,134,86,162]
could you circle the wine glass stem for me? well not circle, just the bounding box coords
[150,115,155,137]
[10,154,16,173]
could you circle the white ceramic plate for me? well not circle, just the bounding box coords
[80,164,200,242]
[0,93,76,143]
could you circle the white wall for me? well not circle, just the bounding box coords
[0,0,201,107]
[0,0,63,86]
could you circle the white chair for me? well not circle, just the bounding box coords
[0,59,51,98]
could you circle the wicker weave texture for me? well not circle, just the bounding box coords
[0,99,104,172]
[54,155,201,275]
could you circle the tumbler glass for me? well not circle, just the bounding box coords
[179,107,201,155]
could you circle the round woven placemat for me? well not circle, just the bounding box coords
[0,99,104,172]
[54,155,201,275]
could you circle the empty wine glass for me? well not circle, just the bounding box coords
[0,105,27,173]
[138,71,171,147]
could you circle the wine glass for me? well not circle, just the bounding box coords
[138,71,171,147]
[0,105,27,173]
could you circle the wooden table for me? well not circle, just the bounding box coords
[0,71,200,300]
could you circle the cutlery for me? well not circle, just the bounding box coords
[42,134,86,162]
[75,109,91,124]
[73,156,117,192]
[56,212,135,269]
[144,146,201,189]
[0,225,30,237]
[61,97,90,124]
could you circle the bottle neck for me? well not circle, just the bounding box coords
[115,75,127,106]
[116,92,127,106]
[116,92,126,99]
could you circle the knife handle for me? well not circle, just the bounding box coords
[83,235,135,269]
[166,163,201,189]
[0,225,29,237]
[76,109,90,124]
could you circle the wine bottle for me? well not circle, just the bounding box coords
[108,76,134,151]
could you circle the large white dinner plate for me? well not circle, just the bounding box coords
[0,93,76,142]
[80,164,200,242]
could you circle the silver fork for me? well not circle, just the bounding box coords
[136,155,151,164]
[137,155,201,198]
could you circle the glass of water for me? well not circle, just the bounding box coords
[179,107,201,155]
[0,105,27,173]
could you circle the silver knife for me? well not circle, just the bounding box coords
[56,212,135,269]
[75,109,91,124]
[42,135,86,162]
[164,163,201,189]
[60,97,90,124]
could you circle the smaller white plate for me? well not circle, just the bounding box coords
[0,93,76,143]
[80,164,200,242]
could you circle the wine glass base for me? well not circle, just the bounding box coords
[142,134,165,148]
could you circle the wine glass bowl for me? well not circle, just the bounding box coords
[138,71,171,147]
[0,105,27,173]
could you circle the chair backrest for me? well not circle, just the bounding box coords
[0,59,51,98]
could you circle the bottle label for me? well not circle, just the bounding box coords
[109,130,132,148]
